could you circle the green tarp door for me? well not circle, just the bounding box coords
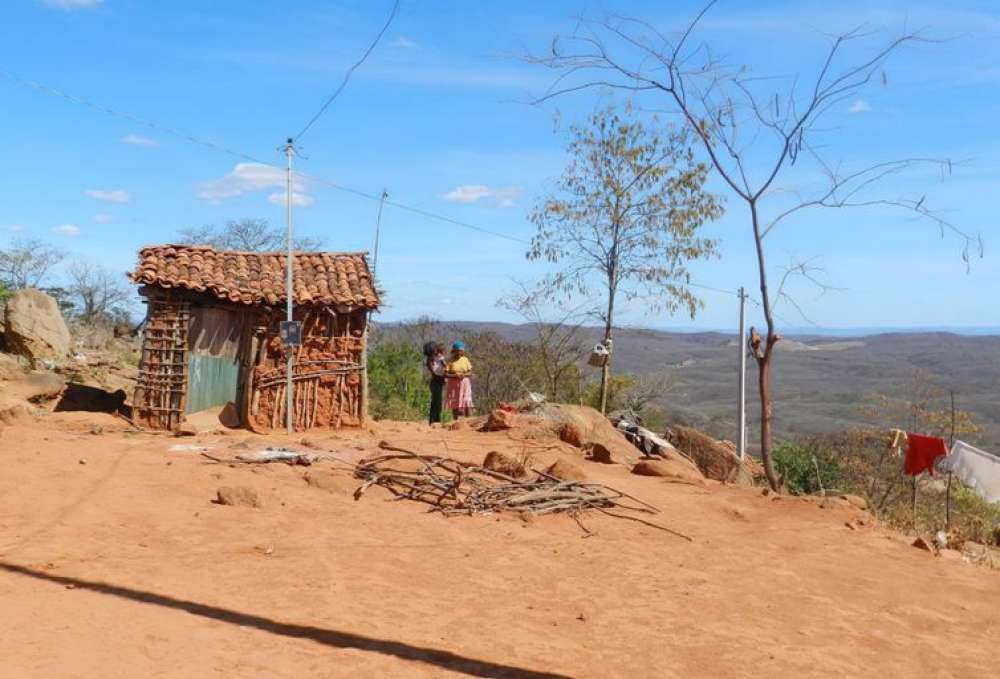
[186,354,240,414]
[185,306,244,415]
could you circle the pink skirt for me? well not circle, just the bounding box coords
[445,376,474,410]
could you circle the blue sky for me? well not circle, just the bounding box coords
[1,0,997,332]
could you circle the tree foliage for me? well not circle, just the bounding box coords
[178,218,324,252]
[66,261,132,326]
[528,106,723,317]
[0,238,64,290]
[528,106,723,412]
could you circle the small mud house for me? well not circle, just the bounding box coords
[129,244,379,431]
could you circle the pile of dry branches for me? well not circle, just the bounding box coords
[353,444,691,540]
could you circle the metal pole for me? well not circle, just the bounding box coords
[284,138,295,434]
[737,286,747,460]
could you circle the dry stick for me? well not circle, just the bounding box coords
[946,388,956,531]
[594,508,694,541]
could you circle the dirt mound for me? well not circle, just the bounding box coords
[664,425,758,485]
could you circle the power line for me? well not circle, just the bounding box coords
[292,0,400,142]
[0,69,264,167]
[0,67,528,245]
[1,67,759,301]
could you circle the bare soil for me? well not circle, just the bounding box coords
[1,411,997,678]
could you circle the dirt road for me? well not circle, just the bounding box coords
[0,412,996,678]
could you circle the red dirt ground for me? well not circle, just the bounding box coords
[1,411,997,678]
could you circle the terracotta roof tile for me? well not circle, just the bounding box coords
[130,244,379,310]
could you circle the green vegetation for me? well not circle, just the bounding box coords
[367,340,431,421]
[772,443,844,497]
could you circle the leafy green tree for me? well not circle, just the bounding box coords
[366,340,430,421]
[528,106,723,414]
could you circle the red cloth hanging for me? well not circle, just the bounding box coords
[904,433,948,476]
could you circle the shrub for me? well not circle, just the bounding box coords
[367,340,430,421]
[772,442,845,496]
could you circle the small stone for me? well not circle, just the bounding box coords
[545,459,587,482]
[482,408,516,431]
[588,442,614,464]
[483,451,528,478]
[78,459,87,465]
[215,486,260,508]
[840,494,868,510]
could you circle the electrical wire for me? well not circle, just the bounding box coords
[1,66,755,302]
[0,67,527,245]
[292,0,400,142]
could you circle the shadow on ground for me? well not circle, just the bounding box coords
[0,562,568,679]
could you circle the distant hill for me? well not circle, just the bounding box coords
[423,321,1000,452]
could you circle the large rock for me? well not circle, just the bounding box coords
[664,425,756,485]
[3,288,71,362]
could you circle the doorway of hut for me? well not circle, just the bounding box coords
[185,306,246,424]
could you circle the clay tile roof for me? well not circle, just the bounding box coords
[130,244,379,310]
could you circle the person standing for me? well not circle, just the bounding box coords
[424,342,446,425]
[444,340,474,419]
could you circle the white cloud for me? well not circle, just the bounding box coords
[267,191,315,208]
[40,0,103,8]
[121,133,158,147]
[3,224,24,232]
[52,224,81,237]
[94,213,114,224]
[86,188,132,203]
[198,162,310,205]
[848,99,872,114]
[391,37,419,49]
[441,184,521,208]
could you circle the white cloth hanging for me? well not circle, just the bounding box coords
[940,440,1000,504]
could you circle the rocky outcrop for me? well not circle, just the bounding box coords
[3,288,71,362]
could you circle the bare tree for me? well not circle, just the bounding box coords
[67,261,132,325]
[527,105,723,413]
[178,218,324,252]
[0,238,64,289]
[498,281,589,402]
[528,4,982,488]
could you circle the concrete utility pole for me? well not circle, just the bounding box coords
[284,138,295,434]
[737,286,747,460]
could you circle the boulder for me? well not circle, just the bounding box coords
[664,425,756,485]
[22,373,68,402]
[631,459,705,484]
[0,352,27,380]
[4,288,71,362]
[545,459,587,482]
[215,486,260,508]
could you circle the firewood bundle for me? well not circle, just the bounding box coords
[353,444,691,540]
